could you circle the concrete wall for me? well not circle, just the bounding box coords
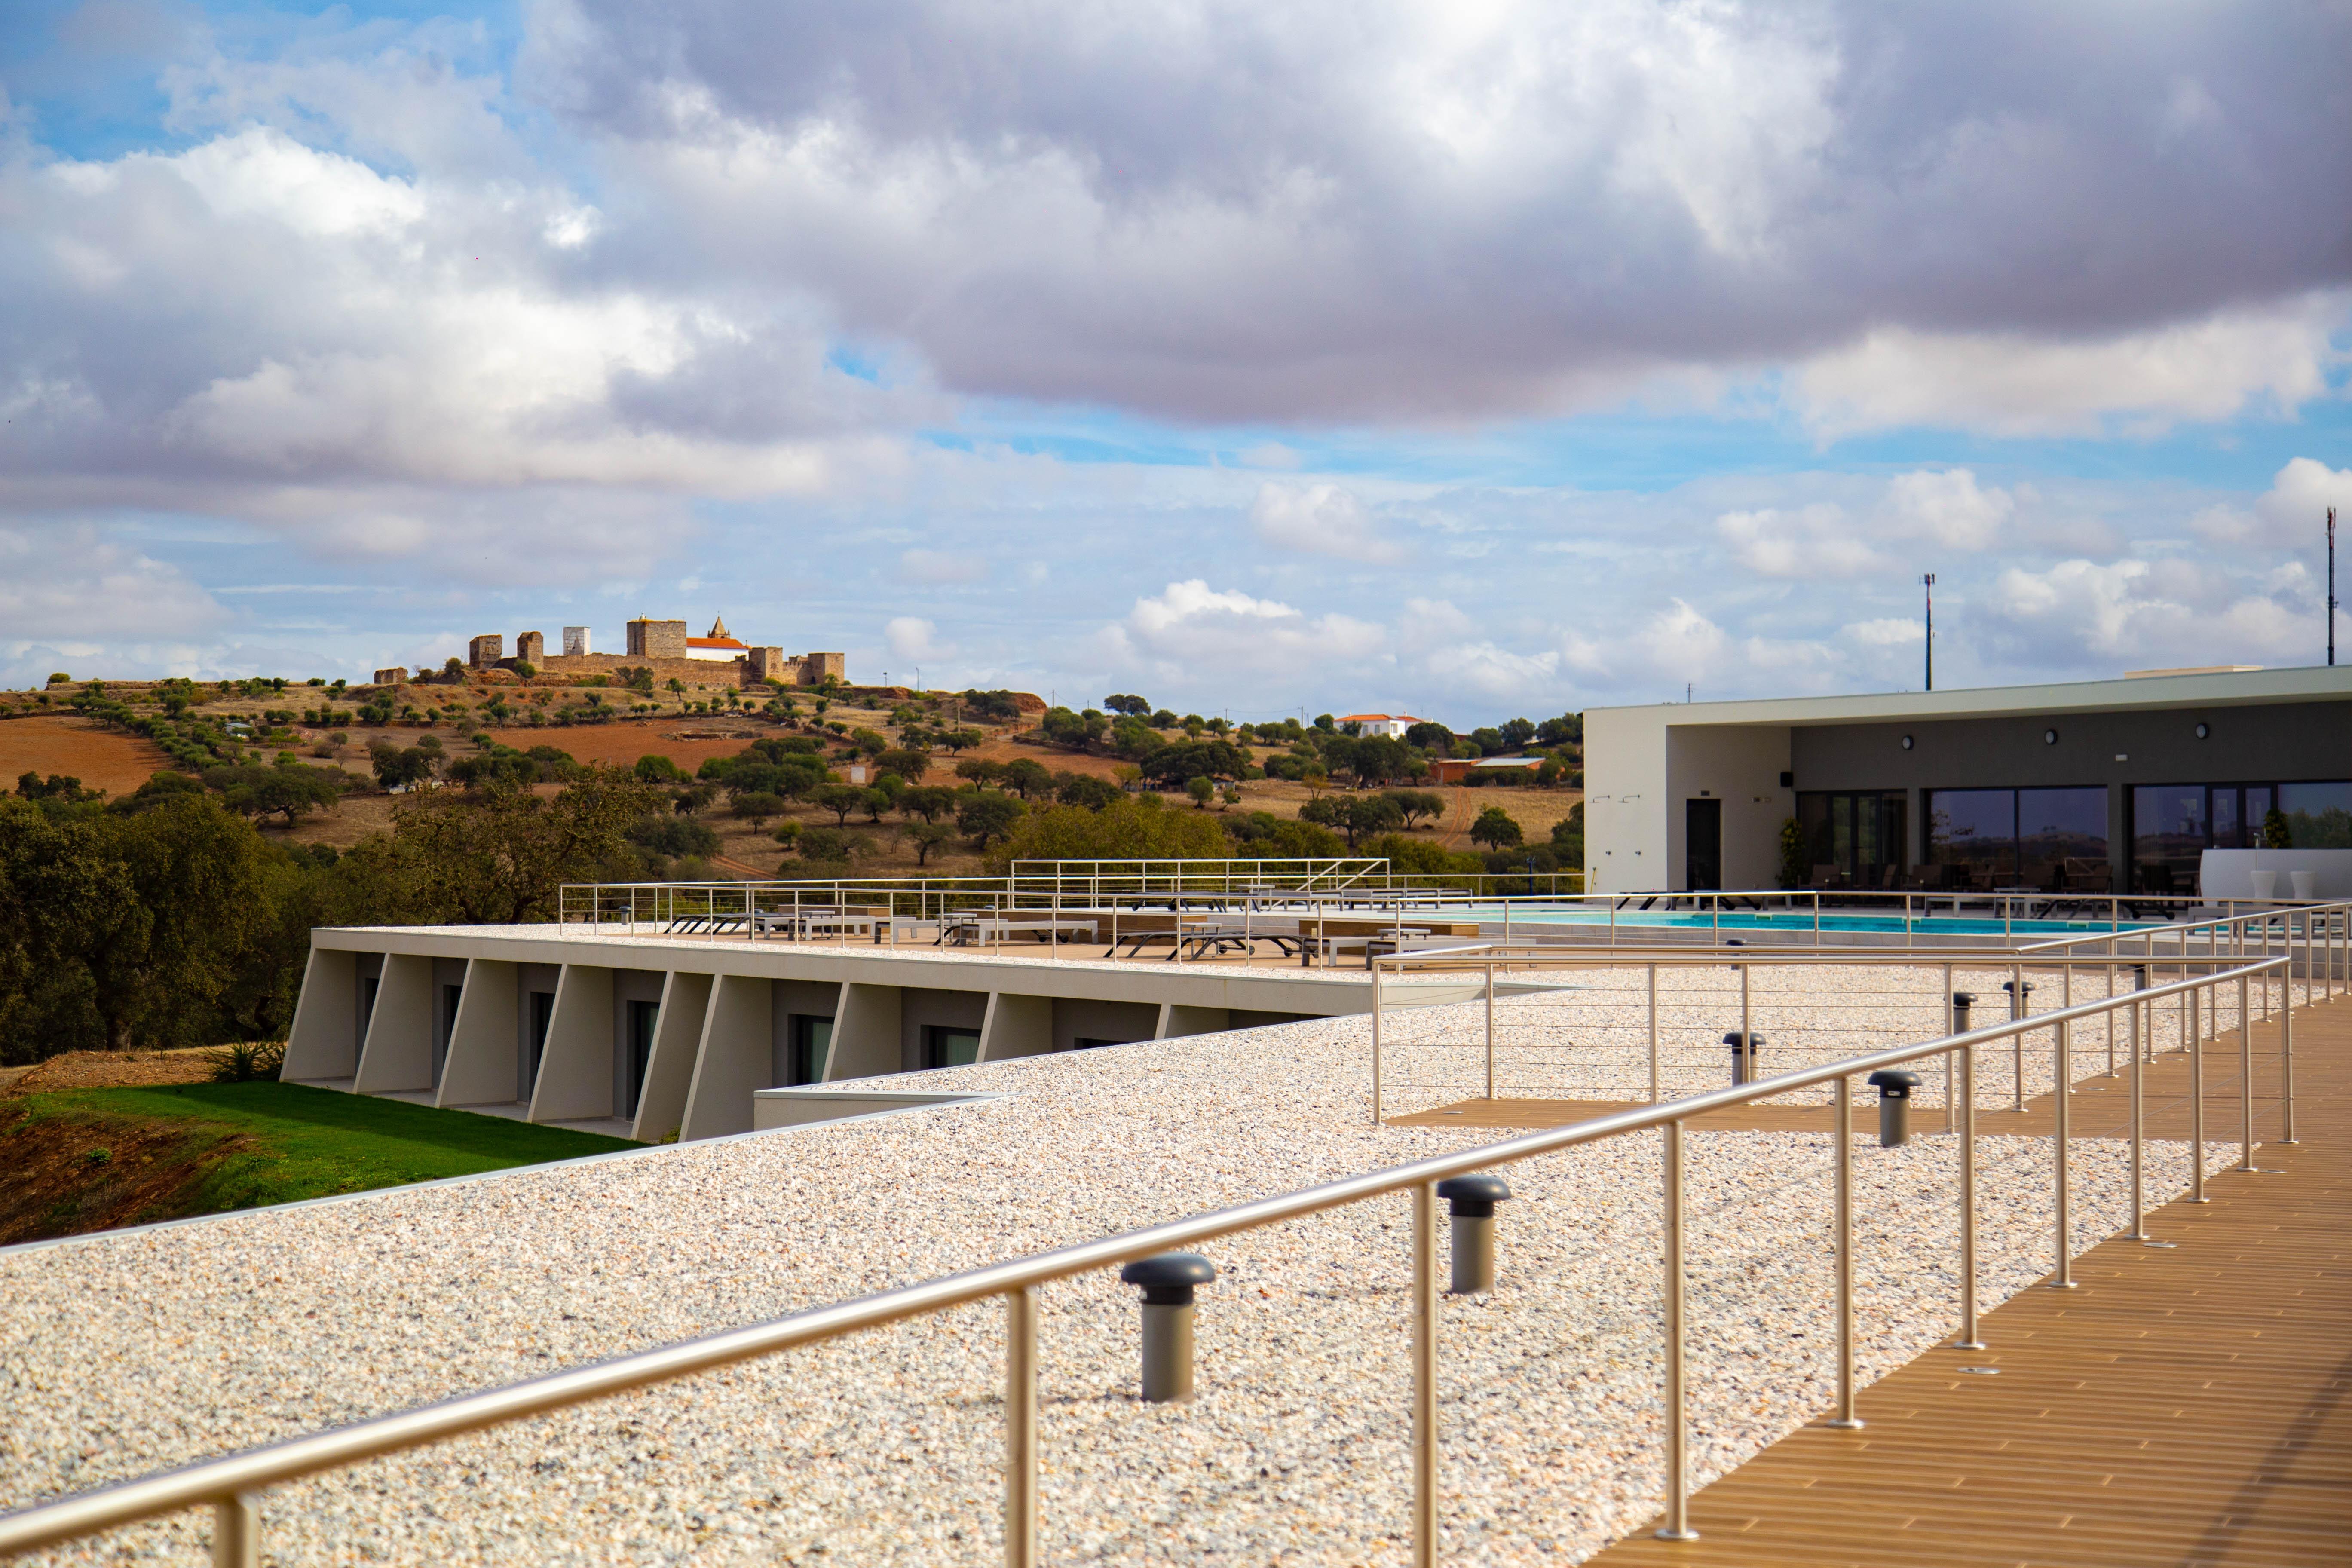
[1053,998,1160,1053]
[898,988,990,1071]
[628,619,689,658]
[1664,724,1793,891]
[293,925,1379,1138]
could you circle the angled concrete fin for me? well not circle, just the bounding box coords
[826,981,903,1081]
[979,991,1053,1060]
[436,959,518,1107]
[352,953,434,1094]
[283,946,358,1081]
[680,973,773,1141]
[632,971,713,1144]
[529,963,615,1122]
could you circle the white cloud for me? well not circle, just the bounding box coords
[884,616,951,662]
[1793,296,2347,439]
[1716,503,1880,578]
[0,525,227,643]
[1103,579,1383,677]
[1249,482,1406,563]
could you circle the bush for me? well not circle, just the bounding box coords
[1185,775,1216,808]
[630,814,721,859]
[1055,774,1119,810]
[208,1039,286,1082]
[957,792,1027,848]
[990,794,1230,867]
[796,825,870,864]
[634,753,687,784]
[733,791,786,826]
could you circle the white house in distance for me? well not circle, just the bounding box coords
[1339,713,1425,739]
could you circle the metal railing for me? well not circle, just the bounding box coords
[1363,942,2296,1123]
[0,954,2301,1565]
[554,873,2253,954]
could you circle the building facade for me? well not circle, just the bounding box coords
[1582,666,2352,896]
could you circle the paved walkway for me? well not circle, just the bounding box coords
[1584,991,2352,1567]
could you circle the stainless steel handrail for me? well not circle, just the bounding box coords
[0,957,2297,1565]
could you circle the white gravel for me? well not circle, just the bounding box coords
[0,964,2237,1565]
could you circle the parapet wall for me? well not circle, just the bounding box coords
[519,652,845,688]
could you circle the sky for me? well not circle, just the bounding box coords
[2,0,2348,726]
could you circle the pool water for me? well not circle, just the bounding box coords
[1458,906,2160,936]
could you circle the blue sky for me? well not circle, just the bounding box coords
[2,0,2347,725]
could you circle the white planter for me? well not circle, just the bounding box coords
[2201,849,2352,901]
[2250,869,2278,901]
[2292,870,2318,900]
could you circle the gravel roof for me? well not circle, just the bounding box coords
[0,964,2212,1565]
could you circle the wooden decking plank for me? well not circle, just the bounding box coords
[1577,988,2352,1565]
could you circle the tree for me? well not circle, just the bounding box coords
[1138,740,1248,788]
[796,826,870,865]
[952,757,1005,789]
[389,768,668,924]
[204,761,349,825]
[630,813,722,861]
[634,753,687,784]
[1227,810,1344,858]
[907,821,957,865]
[876,747,931,782]
[941,728,986,753]
[859,787,891,823]
[811,782,867,825]
[1001,757,1054,799]
[1776,815,1806,889]
[1349,735,1411,786]
[1536,713,1583,747]
[1302,793,1403,848]
[1381,789,1446,830]
[1405,721,1453,750]
[900,785,958,822]
[734,792,785,829]
[1499,717,1537,749]
[1056,773,1119,810]
[1470,805,1523,850]
[990,793,1231,869]
[1185,775,1216,808]
[369,743,435,790]
[957,792,1027,848]
[1103,694,1151,716]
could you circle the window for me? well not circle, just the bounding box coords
[525,990,555,1099]
[1927,787,2107,891]
[924,1026,981,1069]
[1798,790,1908,889]
[2131,781,2352,893]
[623,1000,658,1119]
[787,1015,833,1086]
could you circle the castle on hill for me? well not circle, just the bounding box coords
[374,617,844,688]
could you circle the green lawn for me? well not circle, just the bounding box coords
[1,1082,643,1243]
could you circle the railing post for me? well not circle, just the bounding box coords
[1828,1075,1862,1429]
[1656,1120,1697,1540]
[2281,962,2297,1144]
[1413,1180,1438,1568]
[1941,962,1955,1133]
[212,1492,258,1568]
[1370,959,1384,1126]
[2235,974,2258,1173]
[2009,962,2025,1113]
[1484,962,1496,1102]
[2125,995,2159,1244]
[2188,984,2207,1203]
[1004,1286,1037,1568]
[1647,963,1659,1104]
[1954,1046,1984,1348]
[2049,1017,2076,1289]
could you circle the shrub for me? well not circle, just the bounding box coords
[957,792,1027,848]
[1185,775,1216,808]
[733,791,786,826]
[208,1039,286,1082]
[1055,774,1119,810]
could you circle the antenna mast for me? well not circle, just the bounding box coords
[2330,508,2338,668]
[1921,573,1936,691]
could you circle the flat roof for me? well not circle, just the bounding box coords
[1586,663,2352,728]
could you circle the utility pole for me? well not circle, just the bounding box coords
[2330,508,2338,667]
[1922,573,1936,691]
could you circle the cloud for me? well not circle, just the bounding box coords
[1103,579,1383,677]
[1981,556,2322,669]
[1793,297,2347,438]
[883,615,951,662]
[0,524,227,643]
[899,548,988,584]
[531,0,2352,428]
[1716,503,1880,578]
[1249,482,1407,563]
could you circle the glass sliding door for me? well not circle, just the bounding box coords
[2130,780,2352,893]
[1925,789,2016,888]
[2018,788,2109,890]
[1795,790,1908,889]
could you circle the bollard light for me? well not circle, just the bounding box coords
[1723,1031,1764,1086]
[2001,978,2034,1013]
[1951,990,1975,1033]
[1434,1174,1512,1294]
[1867,1069,1923,1146]
[1118,1253,1216,1403]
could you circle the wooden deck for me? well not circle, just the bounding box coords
[1574,991,2352,1567]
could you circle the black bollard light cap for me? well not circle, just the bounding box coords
[1951,991,1975,1007]
[1867,1069,1923,1098]
[1436,1173,1512,1218]
[2001,979,2035,993]
[1721,1031,1765,1049]
[1121,1252,1216,1306]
